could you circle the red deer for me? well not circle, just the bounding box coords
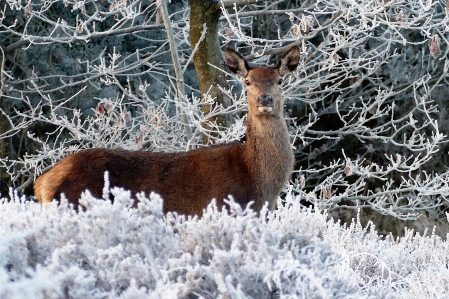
[34,46,300,215]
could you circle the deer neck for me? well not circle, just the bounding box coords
[244,113,294,210]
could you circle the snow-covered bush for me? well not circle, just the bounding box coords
[1,188,449,298]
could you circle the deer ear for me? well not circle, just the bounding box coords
[225,47,251,78]
[276,45,300,76]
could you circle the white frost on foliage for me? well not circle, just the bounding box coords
[0,189,448,298]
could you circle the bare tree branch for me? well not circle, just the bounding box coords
[220,0,264,8]
[158,0,193,142]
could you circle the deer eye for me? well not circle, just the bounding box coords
[244,79,251,86]
[277,78,284,85]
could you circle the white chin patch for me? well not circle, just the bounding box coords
[258,107,273,113]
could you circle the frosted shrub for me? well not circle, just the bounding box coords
[0,189,177,298]
[168,199,358,298]
[1,188,449,298]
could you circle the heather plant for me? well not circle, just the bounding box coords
[2,188,449,298]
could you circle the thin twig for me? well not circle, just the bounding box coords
[158,0,193,142]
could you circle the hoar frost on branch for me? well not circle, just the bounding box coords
[1,0,449,225]
[220,0,449,221]
[0,0,247,190]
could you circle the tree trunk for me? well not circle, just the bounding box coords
[188,0,231,144]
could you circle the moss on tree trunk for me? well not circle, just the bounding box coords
[189,0,231,144]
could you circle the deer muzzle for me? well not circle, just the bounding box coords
[257,94,274,113]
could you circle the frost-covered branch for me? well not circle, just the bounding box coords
[219,0,449,220]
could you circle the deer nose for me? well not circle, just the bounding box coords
[257,94,273,107]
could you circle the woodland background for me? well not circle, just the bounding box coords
[1,0,449,297]
[1,0,449,235]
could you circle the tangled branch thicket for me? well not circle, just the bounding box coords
[1,0,449,231]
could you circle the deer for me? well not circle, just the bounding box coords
[34,45,300,215]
